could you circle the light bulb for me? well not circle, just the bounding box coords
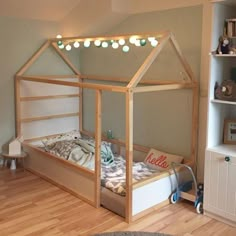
[57,40,63,46]
[135,39,141,47]
[102,41,109,48]
[140,39,146,46]
[122,45,129,53]
[84,40,91,47]
[118,39,125,45]
[112,42,119,49]
[151,39,158,47]
[94,40,101,47]
[59,44,65,49]
[129,36,136,44]
[56,34,62,39]
[73,41,80,48]
[65,44,72,51]
[148,37,155,42]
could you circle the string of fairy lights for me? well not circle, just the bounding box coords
[56,34,159,53]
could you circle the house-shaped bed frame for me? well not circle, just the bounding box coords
[15,30,198,223]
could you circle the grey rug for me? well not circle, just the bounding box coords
[94,232,172,236]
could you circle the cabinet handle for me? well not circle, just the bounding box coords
[225,156,230,162]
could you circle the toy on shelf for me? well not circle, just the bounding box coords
[216,35,230,54]
[214,80,236,101]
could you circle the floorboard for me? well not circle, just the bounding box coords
[0,168,235,236]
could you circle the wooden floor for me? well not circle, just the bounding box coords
[0,168,236,236]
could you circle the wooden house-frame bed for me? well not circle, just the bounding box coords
[15,31,198,223]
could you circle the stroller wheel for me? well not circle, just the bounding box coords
[170,192,178,204]
[196,202,203,214]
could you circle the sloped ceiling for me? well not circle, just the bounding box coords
[0,0,205,22]
[0,0,205,36]
[0,0,82,21]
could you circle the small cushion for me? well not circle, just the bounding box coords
[144,148,183,171]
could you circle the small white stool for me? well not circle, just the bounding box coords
[1,152,27,171]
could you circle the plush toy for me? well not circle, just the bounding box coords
[214,80,236,101]
[216,36,230,54]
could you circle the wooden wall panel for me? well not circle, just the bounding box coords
[24,145,95,204]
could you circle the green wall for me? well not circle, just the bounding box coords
[81,6,202,158]
[0,16,60,152]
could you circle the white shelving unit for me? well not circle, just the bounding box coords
[204,0,236,227]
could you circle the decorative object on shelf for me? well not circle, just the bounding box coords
[223,119,236,144]
[214,80,236,101]
[216,35,230,54]
[225,18,236,38]
[8,136,23,155]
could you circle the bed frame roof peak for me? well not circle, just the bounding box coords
[16,31,196,91]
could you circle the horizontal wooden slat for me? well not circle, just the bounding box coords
[17,76,127,93]
[27,167,95,206]
[20,94,79,101]
[24,132,69,143]
[81,129,150,153]
[23,143,95,178]
[21,112,79,123]
[23,75,80,79]
[180,189,196,202]
[82,74,185,85]
[133,83,195,93]
[132,159,193,189]
[50,30,171,43]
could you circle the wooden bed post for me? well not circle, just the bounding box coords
[191,82,199,171]
[15,76,21,137]
[95,89,102,208]
[125,90,133,223]
[79,79,83,132]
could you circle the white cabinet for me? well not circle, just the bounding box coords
[204,0,236,226]
[204,148,236,226]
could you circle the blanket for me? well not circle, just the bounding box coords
[101,156,158,196]
[43,138,158,196]
[43,138,114,170]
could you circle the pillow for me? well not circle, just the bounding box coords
[144,148,184,171]
[42,130,81,147]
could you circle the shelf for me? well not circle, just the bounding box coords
[211,99,236,105]
[211,0,236,7]
[210,52,236,57]
[207,144,236,157]
[226,19,236,22]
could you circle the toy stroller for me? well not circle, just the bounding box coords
[170,162,204,214]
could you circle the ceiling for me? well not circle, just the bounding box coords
[0,0,207,23]
[0,0,82,21]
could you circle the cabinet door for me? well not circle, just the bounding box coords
[204,151,236,222]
